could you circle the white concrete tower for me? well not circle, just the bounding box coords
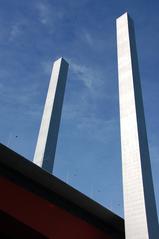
[116,13,159,239]
[33,57,68,173]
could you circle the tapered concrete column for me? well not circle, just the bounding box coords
[33,57,68,173]
[116,13,159,239]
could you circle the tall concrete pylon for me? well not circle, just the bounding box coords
[116,12,159,239]
[33,57,68,173]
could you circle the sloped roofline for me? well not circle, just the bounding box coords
[0,143,124,236]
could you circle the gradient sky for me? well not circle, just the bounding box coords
[0,0,159,218]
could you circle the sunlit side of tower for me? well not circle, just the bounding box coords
[116,12,159,239]
[33,58,68,173]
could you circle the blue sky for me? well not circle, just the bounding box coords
[0,0,159,218]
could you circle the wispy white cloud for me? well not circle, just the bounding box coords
[71,61,94,90]
[35,1,64,28]
[10,23,21,40]
[9,21,27,41]
[82,31,94,47]
[36,2,50,25]
[78,27,113,53]
[69,59,104,93]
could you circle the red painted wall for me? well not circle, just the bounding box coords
[0,176,112,239]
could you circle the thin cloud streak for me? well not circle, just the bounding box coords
[35,1,65,30]
[68,59,106,93]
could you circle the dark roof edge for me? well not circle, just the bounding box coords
[0,143,124,233]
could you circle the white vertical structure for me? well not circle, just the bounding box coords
[33,57,68,173]
[116,13,159,239]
